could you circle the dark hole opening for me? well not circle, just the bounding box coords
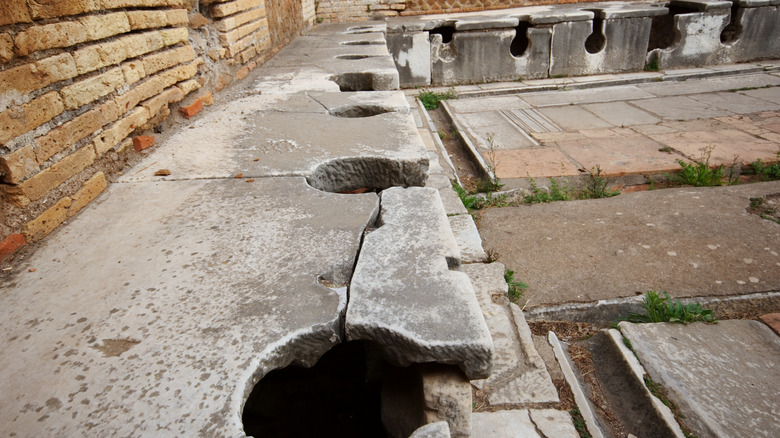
[584,13,606,54]
[510,22,531,57]
[430,25,455,44]
[328,105,392,118]
[242,341,389,438]
[648,5,699,51]
[341,40,385,46]
[334,72,374,91]
[720,2,742,43]
[336,54,377,60]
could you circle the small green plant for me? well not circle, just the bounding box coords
[645,376,699,437]
[479,133,504,192]
[418,88,456,110]
[452,181,479,210]
[583,165,620,199]
[670,147,725,187]
[570,408,592,438]
[524,177,571,204]
[622,291,716,324]
[749,196,780,224]
[474,177,504,193]
[645,56,660,72]
[752,158,780,181]
[504,268,528,303]
[658,146,673,153]
[316,16,324,23]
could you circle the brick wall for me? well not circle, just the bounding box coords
[316,0,408,22]
[0,0,312,258]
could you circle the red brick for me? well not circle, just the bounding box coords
[133,135,156,151]
[759,313,780,337]
[0,233,26,261]
[178,99,202,119]
[236,66,250,81]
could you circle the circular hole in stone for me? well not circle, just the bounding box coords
[242,341,390,437]
[307,157,428,194]
[336,54,377,60]
[328,105,392,118]
[341,40,385,46]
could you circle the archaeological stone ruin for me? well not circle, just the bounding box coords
[1,0,779,437]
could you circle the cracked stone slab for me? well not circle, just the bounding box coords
[0,177,379,436]
[346,187,493,379]
[620,320,780,438]
[448,215,487,263]
[463,263,559,405]
[119,92,429,192]
[472,409,579,438]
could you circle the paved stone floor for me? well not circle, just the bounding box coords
[434,63,780,189]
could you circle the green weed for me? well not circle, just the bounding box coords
[524,177,571,204]
[570,408,592,438]
[622,291,716,324]
[644,376,700,437]
[583,165,620,199]
[418,88,456,110]
[504,268,528,303]
[645,56,660,72]
[452,181,479,210]
[670,148,725,187]
[751,158,780,181]
[453,181,508,210]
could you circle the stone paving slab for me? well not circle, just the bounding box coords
[472,410,579,438]
[629,96,735,120]
[553,135,685,176]
[652,128,778,164]
[635,73,780,96]
[581,101,661,126]
[0,178,379,436]
[620,320,780,438]
[477,181,780,307]
[491,148,581,178]
[518,85,655,107]
[119,91,429,192]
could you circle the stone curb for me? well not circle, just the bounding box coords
[607,328,686,437]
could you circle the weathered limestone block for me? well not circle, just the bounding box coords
[550,5,664,76]
[79,12,131,40]
[410,421,451,438]
[60,67,125,110]
[463,262,559,405]
[0,33,13,63]
[14,21,89,56]
[346,187,494,380]
[430,25,550,86]
[0,177,379,435]
[7,145,96,205]
[118,91,427,186]
[0,92,64,146]
[0,0,31,25]
[725,4,780,62]
[648,0,732,69]
[421,365,472,438]
[387,31,431,88]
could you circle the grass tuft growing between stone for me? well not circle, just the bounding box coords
[504,268,528,304]
[418,88,456,110]
[621,291,716,324]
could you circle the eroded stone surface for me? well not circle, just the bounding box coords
[119,91,429,191]
[0,178,379,436]
[410,421,452,438]
[347,187,494,379]
[463,263,559,405]
[472,409,578,438]
[620,320,780,438]
[421,365,472,438]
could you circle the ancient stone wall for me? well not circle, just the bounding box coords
[0,0,309,258]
